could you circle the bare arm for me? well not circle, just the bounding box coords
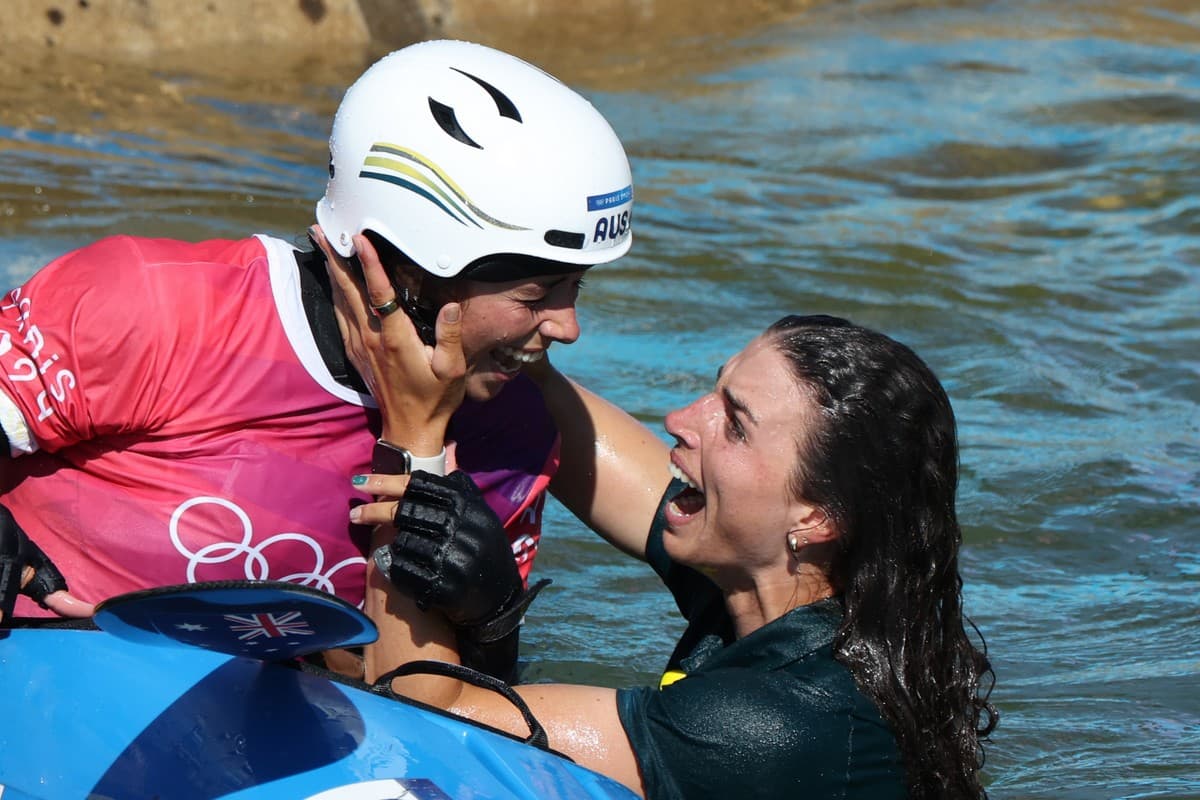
[375,576,646,795]
[529,363,672,560]
[363,522,463,703]
[464,681,645,795]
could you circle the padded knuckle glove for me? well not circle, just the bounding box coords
[375,470,549,632]
[373,471,551,683]
[376,470,514,623]
[0,503,68,622]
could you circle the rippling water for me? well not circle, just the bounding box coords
[2,1,1197,797]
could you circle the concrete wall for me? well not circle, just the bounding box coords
[0,0,819,96]
[0,0,522,55]
[2,1,376,54]
[1,1,818,65]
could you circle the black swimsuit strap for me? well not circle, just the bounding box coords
[294,247,369,394]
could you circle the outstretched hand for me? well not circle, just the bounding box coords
[311,225,466,445]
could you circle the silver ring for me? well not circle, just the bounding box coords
[372,297,401,317]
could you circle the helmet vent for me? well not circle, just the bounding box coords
[452,68,522,122]
[428,98,482,149]
[544,230,585,250]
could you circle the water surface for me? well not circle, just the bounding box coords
[2,1,1197,797]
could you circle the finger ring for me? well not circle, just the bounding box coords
[372,297,401,317]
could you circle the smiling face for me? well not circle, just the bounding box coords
[453,271,587,401]
[661,334,824,583]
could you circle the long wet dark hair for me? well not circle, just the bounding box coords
[767,314,998,800]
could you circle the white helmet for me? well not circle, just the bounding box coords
[315,40,633,280]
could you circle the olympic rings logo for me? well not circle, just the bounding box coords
[169,496,365,594]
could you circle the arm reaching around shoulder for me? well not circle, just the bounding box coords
[351,472,647,797]
[525,359,672,560]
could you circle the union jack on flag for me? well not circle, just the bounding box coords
[224,611,314,642]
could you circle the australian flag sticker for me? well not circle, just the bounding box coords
[162,610,316,656]
[224,611,314,643]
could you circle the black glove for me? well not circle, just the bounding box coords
[374,470,550,682]
[0,503,68,624]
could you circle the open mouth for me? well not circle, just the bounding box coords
[667,461,706,518]
[492,345,544,375]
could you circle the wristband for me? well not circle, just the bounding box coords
[371,439,447,476]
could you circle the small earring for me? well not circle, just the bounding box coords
[787,533,809,555]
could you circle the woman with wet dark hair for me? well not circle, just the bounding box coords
[767,315,999,798]
[333,247,996,800]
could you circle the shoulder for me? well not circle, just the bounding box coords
[27,236,269,293]
[639,664,849,735]
[53,235,264,266]
[55,236,273,312]
[618,660,904,799]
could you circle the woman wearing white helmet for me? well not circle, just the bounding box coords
[314,39,632,400]
[0,42,632,683]
[310,40,633,679]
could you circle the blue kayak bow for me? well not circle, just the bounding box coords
[92,580,377,660]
